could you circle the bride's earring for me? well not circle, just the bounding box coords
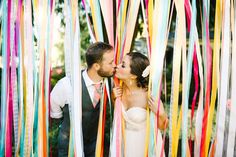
[129,80,132,86]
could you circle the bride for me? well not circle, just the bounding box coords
[113,52,168,157]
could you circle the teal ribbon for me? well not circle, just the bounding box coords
[93,0,104,41]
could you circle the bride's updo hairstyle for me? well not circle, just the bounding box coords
[126,52,150,89]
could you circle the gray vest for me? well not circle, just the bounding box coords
[58,76,112,157]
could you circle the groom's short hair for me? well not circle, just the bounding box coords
[86,42,113,69]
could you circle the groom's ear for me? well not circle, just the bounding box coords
[93,63,101,71]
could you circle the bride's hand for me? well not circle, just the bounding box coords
[112,86,122,99]
[148,96,164,114]
[148,96,156,113]
[148,96,168,130]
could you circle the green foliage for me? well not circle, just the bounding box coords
[49,118,63,157]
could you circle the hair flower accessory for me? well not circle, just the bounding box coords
[142,65,150,78]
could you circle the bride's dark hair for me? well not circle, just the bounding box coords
[126,52,150,89]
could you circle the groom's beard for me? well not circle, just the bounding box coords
[98,68,114,77]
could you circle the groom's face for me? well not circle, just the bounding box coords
[97,50,116,77]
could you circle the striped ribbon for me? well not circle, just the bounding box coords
[140,1,151,156]
[44,1,55,156]
[32,50,39,156]
[110,1,128,156]
[109,98,123,157]
[64,0,73,79]
[227,1,236,156]
[92,2,115,154]
[147,0,153,55]
[140,0,172,156]
[205,0,222,156]
[122,0,141,55]
[71,2,83,156]
[6,0,13,156]
[8,0,18,156]
[140,0,150,58]
[99,0,114,46]
[116,0,127,61]
[91,1,115,155]
[156,83,166,157]
[109,1,142,156]
[148,0,171,156]
[150,0,171,104]
[64,1,83,156]
[89,0,104,41]
[34,1,48,156]
[0,0,8,155]
[115,0,134,62]
[194,37,204,157]
[215,0,231,156]
[11,1,20,155]
[95,83,108,157]
[23,0,34,155]
[1,0,235,156]
[183,1,205,156]
[114,0,128,62]
[184,1,199,155]
[19,1,27,156]
[64,0,73,155]
[200,0,213,155]
[81,1,117,156]
[182,0,198,155]
[190,47,199,154]
[16,0,25,156]
[81,0,96,42]
[12,17,19,157]
[97,79,114,157]
[81,1,110,156]
[169,0,186,156]
[169,21,183,154]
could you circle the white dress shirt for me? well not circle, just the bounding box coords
[82,69,103,101]
[50,70,103,119]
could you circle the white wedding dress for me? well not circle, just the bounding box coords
[122,105,164,157]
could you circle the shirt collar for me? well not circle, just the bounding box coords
[82,69,103,87]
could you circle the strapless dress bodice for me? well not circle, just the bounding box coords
[122,106,147,130]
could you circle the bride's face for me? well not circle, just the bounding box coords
[115,55,133,80]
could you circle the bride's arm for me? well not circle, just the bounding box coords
[148,96,168,130]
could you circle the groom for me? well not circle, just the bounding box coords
[50,42,116,157]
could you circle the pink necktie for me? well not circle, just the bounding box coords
[93,83,102,108]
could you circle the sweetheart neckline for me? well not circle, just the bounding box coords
[125,106,146,112]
